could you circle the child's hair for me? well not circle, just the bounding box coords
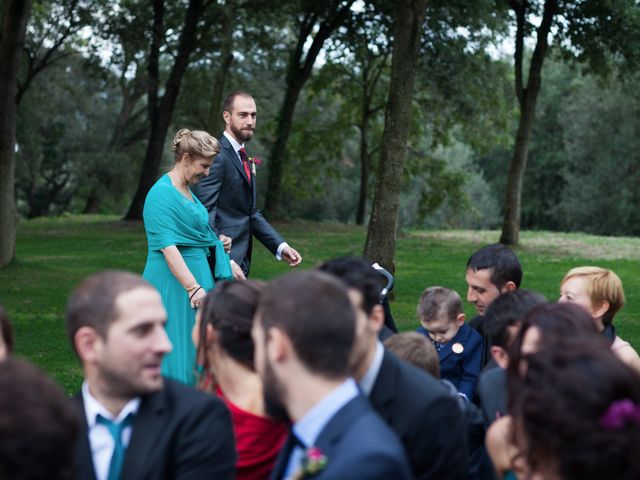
[561,266,625,326]
[384,332,440,378]
[417,286,463,324]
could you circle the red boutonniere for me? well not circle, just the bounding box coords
[293,447,328,479]
[248,156,263,176]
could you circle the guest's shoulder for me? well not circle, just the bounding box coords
[161,378,227,412]
[459,322,483,343]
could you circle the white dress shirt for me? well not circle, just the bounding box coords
[81,382,141,480]
[358,340,385,397]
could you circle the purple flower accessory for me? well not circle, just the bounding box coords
[599,399,640,430]
[293,446,328,479]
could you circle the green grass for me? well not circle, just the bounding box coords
[1,215,639,393]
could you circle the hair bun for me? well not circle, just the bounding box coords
[172,128,191,152]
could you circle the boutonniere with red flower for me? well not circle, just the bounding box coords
[248,156,263,176]
[293,447,328,479]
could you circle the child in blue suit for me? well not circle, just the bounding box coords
[416,286,482,399]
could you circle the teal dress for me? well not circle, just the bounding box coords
[142,174,232,385]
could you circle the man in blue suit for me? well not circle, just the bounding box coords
[195,91,302,277]
[254,271,412,480]
[67,271,236,480]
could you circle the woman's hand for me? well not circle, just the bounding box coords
[231,261,246,280]
[190,286,206,309]
[219,234,232,253]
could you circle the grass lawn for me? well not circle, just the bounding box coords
[1,215,639,393]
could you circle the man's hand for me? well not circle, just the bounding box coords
[230,261,246,280]
[219,234,232,253]
[281,246,302,267]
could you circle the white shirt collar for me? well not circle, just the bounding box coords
[358,341,385,397]
[223,130,244,155]
[82,381,141,427]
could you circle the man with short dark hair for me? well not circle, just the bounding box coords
[465,243,523,366]
[319,257,468,480]
[478,290,547,424]
[195,91,302,277]
[67,270,236,480]
[254,270,412,480]
[0,358,79,480]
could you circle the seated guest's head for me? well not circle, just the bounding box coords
[0,305,14,360]
[509,341,640,480]
[0,358,80,480]
[483,290,547,368]
[559,266,625,330]
[65,271,172,414]
[466,243,522,316]
[193,280,264,386]
[416,286,465,346]
[317,256,385,379]
[253,270,355,421]
[384,332,440,378]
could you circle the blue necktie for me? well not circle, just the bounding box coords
[97,414,133,480]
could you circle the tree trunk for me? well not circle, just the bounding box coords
[356,107,370,225]
[264,1,355,218]
[207,0,234,136]
[364,0,427,272]
[500,0,557,245]
[0,0,31,268]
[124,0,204,220]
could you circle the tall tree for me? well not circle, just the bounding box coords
[263,0,356,218]
[124,0,205,220]
[0,0,32,268]
[500,0,640,245]
[364,0,428,271]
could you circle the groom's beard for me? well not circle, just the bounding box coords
[262,358,290,423]
[231,124,254,143]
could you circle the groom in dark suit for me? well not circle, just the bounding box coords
[254,271,412,480]
[319,257,469,479]
[66,271,236,480]
[195,91,302,277]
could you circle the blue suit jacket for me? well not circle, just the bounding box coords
[270,394,412,480]
[194,134,284,276]
[418,323,483,399]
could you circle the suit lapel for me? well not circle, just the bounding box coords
[270,430,298,480]
[368,350,397,423]
[438,323,470,362]
[74,394,98,480]
[221,136,253,192]
[120,389,167,478]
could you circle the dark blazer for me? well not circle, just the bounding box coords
[75,378,236,480]
[370,349,468,480]
[270,394,412,480]
[194,134,284,276]
[477,366,507,426]
[418,323,483,399]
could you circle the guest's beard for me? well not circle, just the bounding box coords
[262,358,290,423]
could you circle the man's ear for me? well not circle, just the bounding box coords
[369,304,385,333]
[74,326,101,363]
[222,110,231,126]
[456,313,466,326]
[490,345,509,369]
[205,324,217,346]
[501,281,517,294]
[266,327,290,364]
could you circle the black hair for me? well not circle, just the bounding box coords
[483,290,547,349]
[466,243,523,290]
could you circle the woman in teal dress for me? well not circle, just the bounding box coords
[143,128,238,385]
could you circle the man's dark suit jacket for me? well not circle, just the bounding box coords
[75,378,236,480]
[195,134,284,276]
[270,394,412,480]
[370,349,468,480]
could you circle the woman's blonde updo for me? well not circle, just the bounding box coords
[171,128,221,162]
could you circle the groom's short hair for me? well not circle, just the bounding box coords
[256,270,355,379]
[223,90,253,113]
[65,270,154,353]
